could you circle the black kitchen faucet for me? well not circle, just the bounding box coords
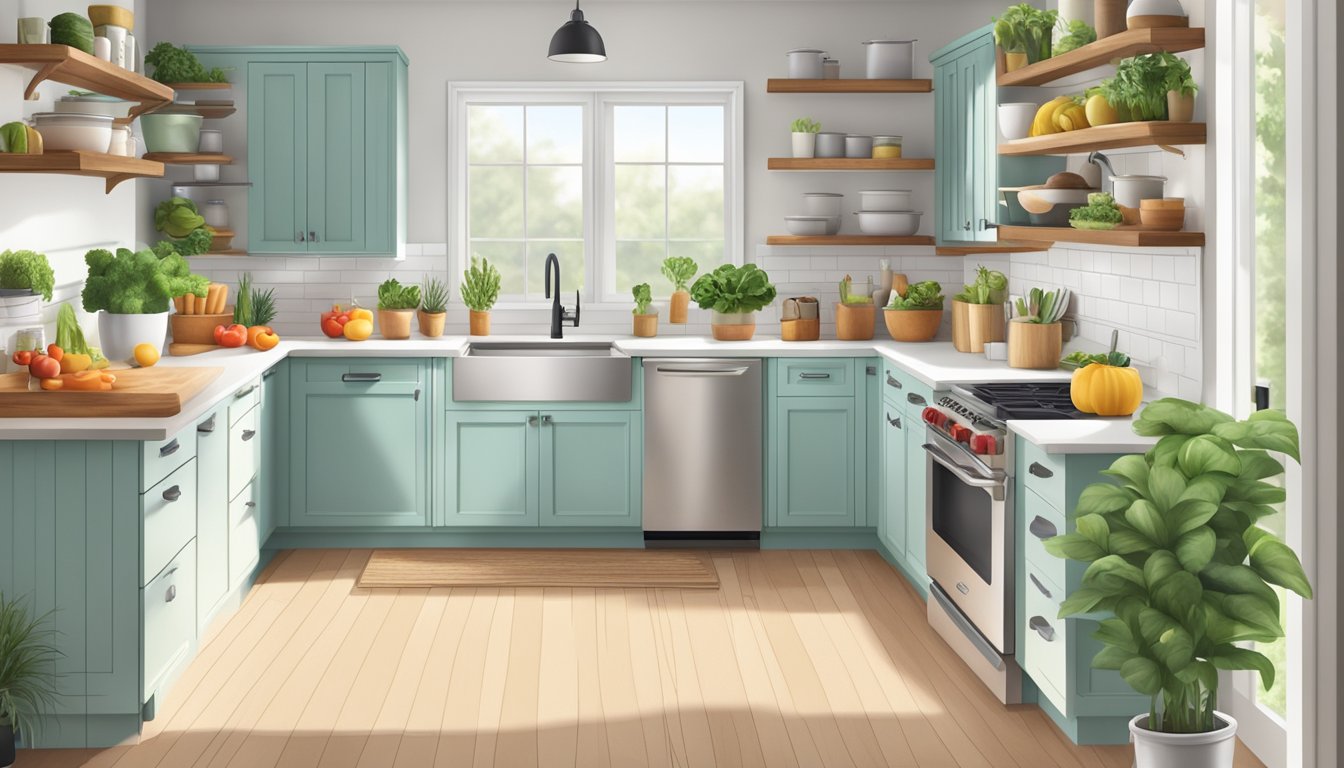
[544,252,580,339]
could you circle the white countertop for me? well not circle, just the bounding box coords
[0,333,1145,451]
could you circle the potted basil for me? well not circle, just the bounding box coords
[790,117,821,159]
[0,593,62,763]
[1159,52,1199,122]
[951,265,1008,353]
[81,247,208,363]
[1101,53,1180,122]
[690,264,777,341]
[993,4,1058,69]
[1045,399,1312,768]
[459,256,501,336]
[0,250,54,322]
[376,278,421,340]
[883,280,944,342]
[631,283,657,337]
[660,256,698,324]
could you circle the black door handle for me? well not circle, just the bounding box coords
[1028,516,1058,540]
[162,485,182,502]
[1028,616,1055,642]
[241,429,256,442]
[907,393,926,406]
[1028,462,1054,479]
[1029,573,1052,599]
[158,439,180,458]
[197,415,215,434]
[886,412,902,428]
[342,373,382,383]
[885,373,903,389]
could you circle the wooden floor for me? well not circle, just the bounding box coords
[24,549,1267,768]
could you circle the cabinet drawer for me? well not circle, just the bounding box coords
[881,360,935,412]
[1022,487,1067,588]
[776,359,855,397]
[228,378,262,426]
[229,404,259,501]
[143,540,196,699]
[1018,438,1066,512]
[1022,564,1069,714]
[229,482,261,587]
[143,460,198,586]
[300,358,423,384]
[141,423,197,492]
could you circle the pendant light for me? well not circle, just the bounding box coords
[548,0,606,63]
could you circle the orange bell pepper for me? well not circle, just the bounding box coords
[348,306,373,323]
[248,326,280,351]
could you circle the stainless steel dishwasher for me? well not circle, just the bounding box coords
[642,358,763,541]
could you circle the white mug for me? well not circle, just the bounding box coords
[93,36,112,61]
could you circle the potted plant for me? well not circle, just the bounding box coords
[1044,399,1312,768]
[418,276,448,338]
[1159,52,1199,122]
[0,250,54,322]
[631,283,657,337]
[951,265,1008,353]
[1101,53,1175,121]
[835,274,875,341]
[994,4,1058,69]
[661,256,698,324]
[883,280,944,342]
[0,593,62,764]
[460,256,501,336]
[376,278,420,340]
[790,117,821,159]
[82,247,208,363]
[1054,18,1097,54]
[690,264,777,341]
[1008,286,1069,368]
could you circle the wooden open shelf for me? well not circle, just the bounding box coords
[997,27,1206,87]
[766,235,935,246]
[168,82,233,91]
[0,44,173,124]
[998,121,1205,156]
[144,152,233,165]
[768,157,934,171]
[766,78,932,93]
[162,104,237,120]
[0,150,163,192]
[935,240,1050,255]
[195,249,246,257]
[997,224,1205,247]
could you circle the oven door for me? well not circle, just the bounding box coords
[923,429,1012,654]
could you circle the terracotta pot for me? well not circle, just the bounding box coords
[883,308,943,342]
[967,302,1007,352]
[377,309,413,340]
[1008,320,1062,369]
[669,290,691,324]
[633,313,658,338]
[710,311,756,341]
[468,309,490,336]
[417,310,446,338]
[1167,91,1195,122]
[1095,0,1127,37]
[169,307,234,345]
[835,302,876,341]
[1004,51,1028,72]
[951,300,973,352]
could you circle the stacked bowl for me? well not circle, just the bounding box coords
[785,192,843,236]
[853,190,920,236]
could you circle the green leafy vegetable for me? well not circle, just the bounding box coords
[48,13,94,54]
[154,197,206,239]
[953,265,1008,305]
[377,278,422,310]
[660,256,698,292]
[54,303,109,368]
[1157,51,1199,97]
[152,228,213,259]
[460,256,501,312]
[1100,53,1195,121]
[82,248,207,315]
[690,264,777,314]
[420,276,449,313]
[887,280,944,310]
[143,42,228,85]
[790,118,821,133]
[632,283,653,315]
[992,4,1057,60]
[1054,19,1096,55]
[0,122,28,153]
[1014,286,1070,324]
[0,250,54,302]
[1069,192,1124,230]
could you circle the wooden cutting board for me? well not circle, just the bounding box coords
[0,367,223,418]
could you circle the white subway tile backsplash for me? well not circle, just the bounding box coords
[1173,257,1198,284]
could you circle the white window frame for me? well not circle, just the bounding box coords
[448,81,744,308]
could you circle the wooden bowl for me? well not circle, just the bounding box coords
[1140,197,1186,210]
[169,309,233,345]
[1140,207,1186,231]
[883,308,943,342]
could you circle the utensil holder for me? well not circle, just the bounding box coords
[951,300,972,352]
[967,303,1007,352]
[781,319,821,342]
[1008,320,1062,369]
[834,303,876,341]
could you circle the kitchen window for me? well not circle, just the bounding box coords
[450,83,743,305]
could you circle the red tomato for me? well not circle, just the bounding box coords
[215,324,248,348]
[11,349,33,366]
[45,343,63,362]
[320,304,351,338]
[28,354,60,379]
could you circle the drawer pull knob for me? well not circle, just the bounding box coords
[414,388,421,402]
[158,439,180,458]
[234,385,257,399]
[907,393,926,406]
[197,415,216,434]
[1028,615,1055,642]
[241,429,257,442]
[885,373,903,389]
[886,412,902,429]
[799,372,831,380]
[1029,573,1053,599]
[541,414,553,426]
[165,584,177,603]
[162,485,182,503]
[1028,462,1054,479]
[1028,516,1058,540]
[342,372,382,383]
[245,501,257,509]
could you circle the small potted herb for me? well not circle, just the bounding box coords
[375,278,421,340]
[0,593,62,763]
[460,256,501,336]
[993,4,1058,69]
[835,274,875,341]
[1101,53,1175,122]
[883,280,944,342]
[1159,52,1199,122]
[790,117,821,159]
[690,264,777,341]
[0,250,54,322]
[660,256,698,324]
[82,247,208,363]
[631,283,657,337]
[418,276,449,338]
[951,265,1008,352]
[1053,19,1096,55]
[1008,286,1069,369]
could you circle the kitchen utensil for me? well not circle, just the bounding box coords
[95,24,128,68]
[997,103,1036,140]
[787,49,826,79]
[1139,199,1185,230]
[141,113,202,153]
[785,215,831,236]
[93,36,112,61]
[1126,0,1188,28]
[815,132,846,158]
[194,164,220,182]
[858,189,912,211]
[802,192,843,218]
[835,303,876,341]
[17,18,47,44]
[30,113,114,153]
[204,200,229,229]
[823,58,841,79]
[55,95,134,119]
[863,39,915,79]
[845,135,873,158]
[983,341,1008,361]
[0,367,222,419]
[854,210,921,236]
[872,135,902,158]
[883,308,942,342]
[1109,174,1166,224]
[88,5,135,29]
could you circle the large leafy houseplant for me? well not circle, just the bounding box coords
[691,264,776,341]
[1045,399,1312,735]
[0,593,61,752]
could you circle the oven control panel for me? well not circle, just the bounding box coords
[921,396,1006,456]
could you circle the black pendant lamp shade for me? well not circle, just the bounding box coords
[548,1,606,63]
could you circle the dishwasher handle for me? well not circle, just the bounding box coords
[653,366,751,377]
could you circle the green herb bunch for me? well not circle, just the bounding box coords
[690,264,777,314]
[790,118,821,134]
[420,276,449,314]
[460,256,501,312]
[232,273,276,327]
[1055,19,1097,55]
[1070,192,1124,229]
[954,265,1008,305]
[660,256,698,292]
[0,593,62,742]
[1101,53,1196,121]
[377,278,422,311]
[0,250,55,302]
[887,280,944,310]
[632,283,654,315]
[993,4,1058,61]
[1014,286,1070,324]
[144,42,228,84]
[82,248,207,315]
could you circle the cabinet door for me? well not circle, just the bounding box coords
[878,404,907,557]
[247,62,308,253]
[260,363,288,533]
[772,397,857,527]
[289,372,427,527]
[305,63,367,253]
[442,411,539,527]
[903,406,928,578]
[540,411,641,528]
[962,41,998,241]
[194,406,229,631]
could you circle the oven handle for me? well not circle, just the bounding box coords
[926,426,999,479]
[923,443,1005,498]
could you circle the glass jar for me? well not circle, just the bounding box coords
[822,58,840,79]
[203,200,229,229]
[872,135,903,159]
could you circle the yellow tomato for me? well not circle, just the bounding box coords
[343,318,374,341]
[133,343,160,367]
[348,307,374,323]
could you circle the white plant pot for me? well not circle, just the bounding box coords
[1130,712,1238,768]
[0,292,41,322]
[791,132,816,158]
[98,311,168,364]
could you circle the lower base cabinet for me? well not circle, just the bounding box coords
[142,541,196,701]
[877,359,934,589]
[771,396,858,527]
[878,401,907,555]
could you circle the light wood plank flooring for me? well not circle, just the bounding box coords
[24,549,1266,768]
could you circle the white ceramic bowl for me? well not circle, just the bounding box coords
[785,215,832,236]
[54,97,134,119]
[1127,0,1186,18]
[998,102,1037,140]
[858,190,913,212]
[802,192,843,218]
[30,112,114,152]
[854,210,921,236]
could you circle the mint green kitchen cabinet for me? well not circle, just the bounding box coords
[194,404,230,633]
[875,359,936,591]
[877,401,907,557]
[770,396,858,527]
[288,359,428,527]
[260,362,288,534]
[247,62,308,253]
[442,410,540,527]
[903,394,929,580]
[305,62,367,253]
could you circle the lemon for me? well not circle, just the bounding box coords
[133,343,160,368]
[1084,94,1119,127]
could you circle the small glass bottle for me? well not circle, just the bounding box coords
[203,200,229,229]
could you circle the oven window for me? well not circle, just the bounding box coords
[931,462,994,583]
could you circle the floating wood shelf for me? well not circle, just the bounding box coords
[935,240,1050,255]
[0,44,173,124]
[766,78,933,93]
[195,249,246,257]
[766,235,935,246]
[998,121,1206,156]
[166,181,252,188]
[168,82,233,91]
[0,150,163,192]
[768,157,934,171]
[144,152,233,165]
[997,224,1205,247]
[997,27,1206,87]
[162,104,237,120]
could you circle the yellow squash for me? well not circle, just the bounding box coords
[1071,362,1144,416]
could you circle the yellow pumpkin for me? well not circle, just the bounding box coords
[1071,362,1143,416]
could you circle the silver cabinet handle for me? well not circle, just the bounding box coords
[1029,516,1058,540]
[1028,462,1054,479]
[245,501,257,509]
[885,373,903,389]
[197,415,216,434]
[1029,573,1052,599]
[241,429,256,442]
[907,393,927,406]
[414,388,421,402]
[798,372,831,380]
[165,584,177,603]
[541,414,553,426]
[886,412,902,429]
[309,230,319,242]
[296,231,306,243]
[234,385,257,399]
[158,438,180,457]
[1028,616,1055,642]
[263,367,278,380]
[527,415,539,427]
[342,373,382,383]
[162,485,182,502]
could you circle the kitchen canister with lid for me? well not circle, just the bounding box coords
[845,135,873,158]
[787,49,826,79]
[814,132,846,158]
[872,135,902,158]
[863,39,915,79]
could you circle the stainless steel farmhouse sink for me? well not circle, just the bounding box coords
[452,342,633,402]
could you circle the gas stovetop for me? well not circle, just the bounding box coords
[958,382,1086,421]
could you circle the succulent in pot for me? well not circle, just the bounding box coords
[1008,286,1069,369]
[0,592,61,763]
[0,250,55,323]
[661,256,697,324]
[883,280,944,342]
[790,117,821,159]
[631,282,658,338]
[690,264,777,342]
[1044,399,1311,768]
[376,278,421,340]
[951,265,1008,353]
[418,276,449,338]
[81,247,209,363]
[460,256,501,336]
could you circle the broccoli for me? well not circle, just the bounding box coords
[152,227,213,259]
[82,248,208,315]
[0,249,55,301]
